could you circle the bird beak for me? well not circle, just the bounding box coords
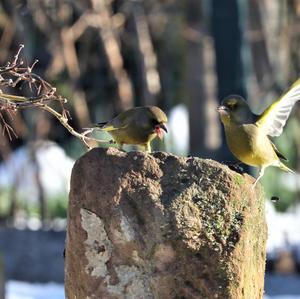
[159,123,168,133]
[155,123,168,140]
[216,105,228,113]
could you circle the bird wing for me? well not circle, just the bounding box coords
[100,122,128,132]
[100,111,132,132]
[255,79,300,137]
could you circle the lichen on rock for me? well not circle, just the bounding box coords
[65,147,267,299]
[80,208,113,278]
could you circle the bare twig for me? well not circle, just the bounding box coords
[0,44,108,149]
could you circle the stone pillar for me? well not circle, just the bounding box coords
[65,148,267,299]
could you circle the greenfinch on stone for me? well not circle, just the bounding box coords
[217,79,300,186]
[94,106,168,152]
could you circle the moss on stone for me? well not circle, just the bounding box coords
[65,148,267,299]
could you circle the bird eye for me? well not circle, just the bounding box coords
[152,119,159,125]
[228,102,237,110]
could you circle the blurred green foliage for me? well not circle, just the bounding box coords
[261,116,299,211]
[0,188,68,220]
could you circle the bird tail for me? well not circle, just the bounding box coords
[82,122,109,133]
[82,121,107,132]
[94,121,108,128]
[279,162,294,173]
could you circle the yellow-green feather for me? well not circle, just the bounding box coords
[256,78,300,127]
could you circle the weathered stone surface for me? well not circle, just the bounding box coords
[65,147,267,299]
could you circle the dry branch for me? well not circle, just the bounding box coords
[0,44,106,149]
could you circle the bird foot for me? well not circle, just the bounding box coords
[222,161,244,174]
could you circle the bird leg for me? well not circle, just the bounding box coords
[144,143,151,153]
[252,167,265,189]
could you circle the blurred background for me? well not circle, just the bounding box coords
[0,0,300,298]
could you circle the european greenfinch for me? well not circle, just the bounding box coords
[217,79,300,187]
[94,106,168,152]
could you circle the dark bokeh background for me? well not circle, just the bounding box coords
[1,0,300,297]
[1,1,299,165]
[1,0,299,163]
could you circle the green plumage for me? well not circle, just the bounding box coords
[217,88,299,187]
[95,106,168,152]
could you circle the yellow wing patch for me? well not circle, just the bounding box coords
[256,78,300,137]
[101,123,129,132]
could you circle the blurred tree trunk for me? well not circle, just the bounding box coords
[126,2,161,107]
[286,0,300,178]
[247,0,281,97]
[30,143,46,223]
[91,0,133,113]
[211,0,246,100]
[248,0,273,89]
[211,0,247,161]
[185,0,209,157]
[286,0,300,82]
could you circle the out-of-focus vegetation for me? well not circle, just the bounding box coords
[262,118,300,211]
[0,189,67,219]
[0,0,300,221]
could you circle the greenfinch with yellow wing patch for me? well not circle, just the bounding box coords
[217,79,300,187]
[95,106,168,152]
